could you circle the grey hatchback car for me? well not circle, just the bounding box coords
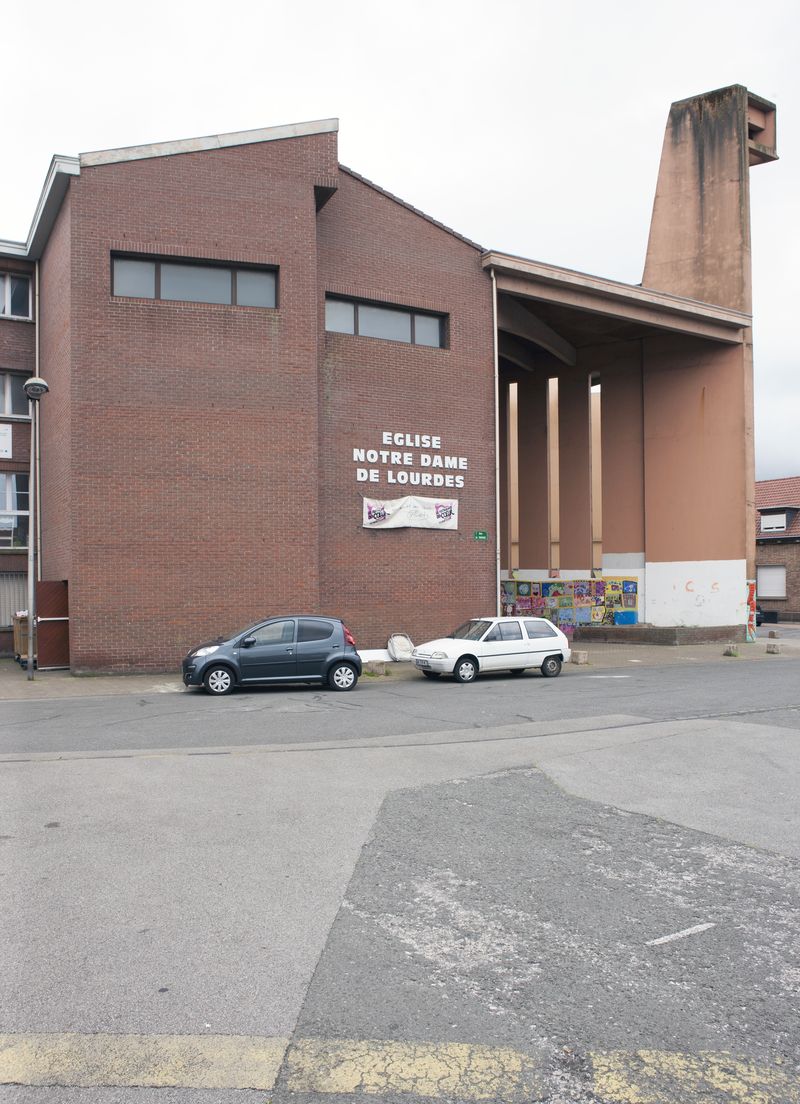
[182,615,362,695]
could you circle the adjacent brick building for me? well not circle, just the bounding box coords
[756,476,800,622]
[0,87,781,671]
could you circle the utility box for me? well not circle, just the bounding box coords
[13,615,36,664]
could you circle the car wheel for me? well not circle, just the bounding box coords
[203,665,235,695]
[422,670,440,679]
[540,655,562,678]
[510,668,525,677]
[328,662,358,691]
[453,656,478,684]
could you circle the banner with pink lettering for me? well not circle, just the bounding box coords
[362,496,458,530]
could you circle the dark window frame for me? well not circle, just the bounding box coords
[325,294,447,349]
[1,273,32,320]
[111,254,279,309]
[1,372,30,418]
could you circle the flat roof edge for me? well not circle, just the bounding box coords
[482,251,751,328]
[81,118,339,167]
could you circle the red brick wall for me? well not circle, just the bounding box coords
[40,193,73,584]
[1,260,35,579]
[64,134,339,670]
[317,172,496,648]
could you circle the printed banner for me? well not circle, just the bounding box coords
[363,495,458,530]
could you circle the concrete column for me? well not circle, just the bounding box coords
[557,366,592,571]
[585,342,646,566]
[515,373,549,570]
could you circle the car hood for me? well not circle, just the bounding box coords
[414,637,462,653]
[188,636,228,655]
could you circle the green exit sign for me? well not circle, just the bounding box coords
[473,530,489,542]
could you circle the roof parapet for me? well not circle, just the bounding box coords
[81,118,339,168]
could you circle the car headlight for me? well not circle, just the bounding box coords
[431,651,448,659]
[194,645,220,657]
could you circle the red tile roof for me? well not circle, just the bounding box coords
[756,475,800,539]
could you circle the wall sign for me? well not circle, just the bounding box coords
[353,429,469,490]
[0,424,11,459]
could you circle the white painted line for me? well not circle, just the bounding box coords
[587,675,632,679]
[646,922,716,946]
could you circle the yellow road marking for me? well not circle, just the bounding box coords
[0,1034,797,1101]
[284,1038,544,1099]
[592,1050,799,1104]
[0,1033,287,1090]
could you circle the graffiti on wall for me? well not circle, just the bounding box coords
[500,578,639,634]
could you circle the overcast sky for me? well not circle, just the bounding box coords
[4,0,797,480]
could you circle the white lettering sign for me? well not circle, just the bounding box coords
[352,429,469,489]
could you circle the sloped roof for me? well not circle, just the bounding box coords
[756,475,800,539]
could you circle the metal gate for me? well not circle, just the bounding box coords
[36,580,69,669]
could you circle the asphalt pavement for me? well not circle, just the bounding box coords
[2,630,799,1103]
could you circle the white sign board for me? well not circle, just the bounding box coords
[363,495,458,531]
[0,424,11,459]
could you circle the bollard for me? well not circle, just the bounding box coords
[766,642,781,655]
[723,644,739,657]
[572,650,589,665]
[768,630,779,639]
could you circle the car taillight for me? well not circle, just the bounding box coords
[343,625,356,646]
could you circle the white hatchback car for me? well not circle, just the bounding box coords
[412,616,571,683]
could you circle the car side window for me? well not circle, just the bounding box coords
[525,620,557,638]
[298,619,335,642]
[483,626,502,642]
[500,622,523,640]
[251,619,295,645]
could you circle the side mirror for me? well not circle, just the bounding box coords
[241,636,256,648]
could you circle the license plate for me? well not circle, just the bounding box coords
[415,659,430,668]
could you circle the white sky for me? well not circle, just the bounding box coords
[4,0,797,480]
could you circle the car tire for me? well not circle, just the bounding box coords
[328,662,358,691]
[510,668,525,677]
[540,655,562,678]
[203,665,235,695]
[422,670,440,679]
[453,656,478,684]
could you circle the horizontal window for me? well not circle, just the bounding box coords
[1,372,29,416]
[112,256,277,308]
[0,473,29,549]
[761,513,786,532]
[325,296,446,348]
[757,565,786,599]
[1,274,31,320]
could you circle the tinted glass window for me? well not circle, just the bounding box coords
[298,619,335,642]
[326,299,355,334]
[161,264,231,304]
[236,269,276,308]
[414,313,442,347]
[10,277,30,317]
[358,304,412,343]
[452,620,492,641]
[251,619,295,645]
[500,622,523,640]
[10,374,27,414]
[114,259,156,298]
[525,620,557,638]
[483,626,502,642]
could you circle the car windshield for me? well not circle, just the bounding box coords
[450,620,493,640]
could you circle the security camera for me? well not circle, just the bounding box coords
[23,377,49,400]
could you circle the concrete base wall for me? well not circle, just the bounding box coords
[573,624,746,645]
